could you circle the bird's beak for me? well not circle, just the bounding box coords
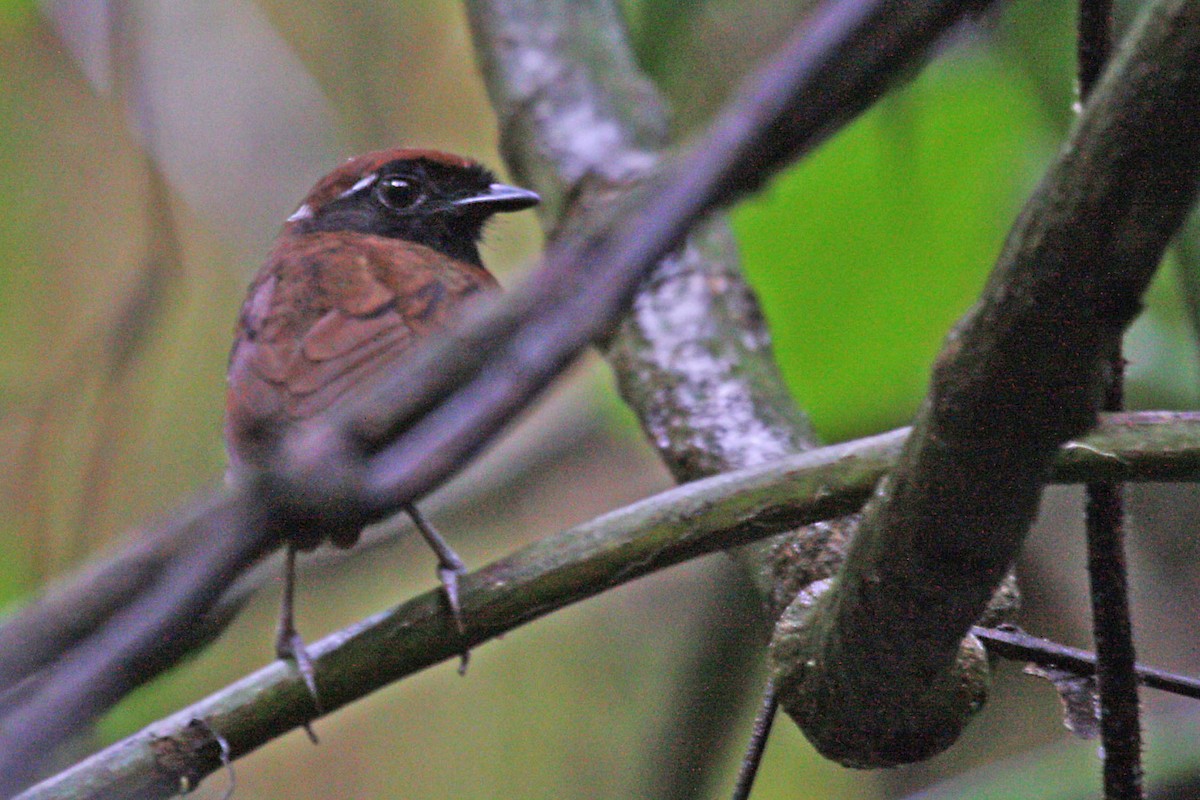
[452,183,540,214]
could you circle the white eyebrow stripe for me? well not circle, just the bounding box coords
[286,204,313,222]
[338,172,378,198]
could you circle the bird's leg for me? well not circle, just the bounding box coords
[404,503,470,673]
[276,545,321,742]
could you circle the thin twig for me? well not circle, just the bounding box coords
[730,678,780,800]
[1086,474,1144,799]
[1077,0,1144,795]
[972,626,1200,700]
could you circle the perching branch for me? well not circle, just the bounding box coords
[0,395,602,701]
[770,0,1200,768]
[17,413,1200,799]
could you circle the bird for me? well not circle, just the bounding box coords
[224,148,539,705]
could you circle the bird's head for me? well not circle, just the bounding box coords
[283,148,539,266]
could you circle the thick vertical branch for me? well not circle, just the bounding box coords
[771,0,1200,768]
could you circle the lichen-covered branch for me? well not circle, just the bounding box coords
[465,2,986,792]
[466,0,817,477]
[465,3,815,793]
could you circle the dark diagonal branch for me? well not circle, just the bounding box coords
[17,414,1200,799]
[0,522,187,699]
[465,0,817,484]
[770,0,1200,768]
[0,1,999,791]
[0,487,278,795]
[466,8,805,798]
[0,396,599,701]
[279,0,995,518]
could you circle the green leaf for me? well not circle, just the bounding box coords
[733,46,1052,441]
[0,0,35,27]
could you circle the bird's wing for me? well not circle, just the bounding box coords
[224,232,497,467]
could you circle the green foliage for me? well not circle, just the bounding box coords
[0,0,34,27]
[733,46,1052,441]
[909,714,1200,800]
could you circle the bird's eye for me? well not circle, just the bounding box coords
[375,177,424,211]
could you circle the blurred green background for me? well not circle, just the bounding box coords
[3,1,1200,798]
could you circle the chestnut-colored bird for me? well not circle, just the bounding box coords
[225,149,538,698]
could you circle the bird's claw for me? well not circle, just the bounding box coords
[277,629,322,744]
[437,562,470,674]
